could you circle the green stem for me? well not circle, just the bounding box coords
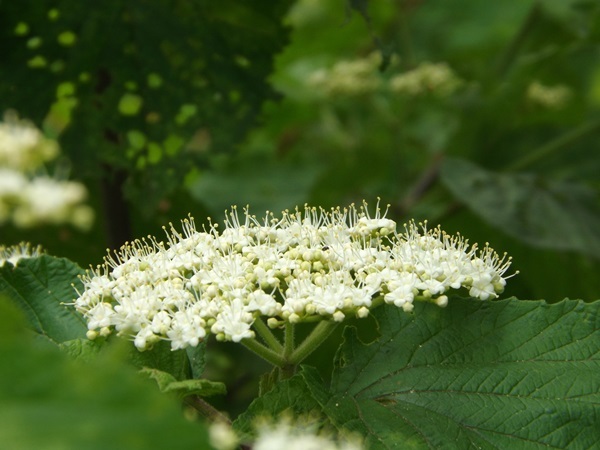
[278,323,297,380]
[495,2,542,77]
[184,395,230,424]
[252,317,283,352]
[283,322,295,358]
[241,338,285,367]
[288,320,340,366]
[506,118,600,172]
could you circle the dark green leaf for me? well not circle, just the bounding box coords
[0,255,86,343]
[186,342,207,379]
[440,157,600,258]
[140,367,225,399]
[128,340,191,382]
[324,299,600,449]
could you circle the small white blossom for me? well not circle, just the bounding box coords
[0,242,44,267]
[74,201,515,350]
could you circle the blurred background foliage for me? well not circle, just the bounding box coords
[2,0,600,426]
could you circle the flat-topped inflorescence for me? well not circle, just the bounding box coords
[73,202,515,351]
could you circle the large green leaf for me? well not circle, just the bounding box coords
[323,298,600,449]
[440,157,600,259]
[0,255,86,343]
[0,300,211,450]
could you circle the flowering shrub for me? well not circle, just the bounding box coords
[0,1,599,449]
[0,202,597,450]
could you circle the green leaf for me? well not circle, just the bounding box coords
[233,366,330,438]
[324,298,600,449]
[186,342,207,379]
[140,367,225,399]
[0,255,86,344]
[440,157,600,259]
[0,300,211,450]
[128,340,191,382]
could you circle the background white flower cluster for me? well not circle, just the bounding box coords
[74,202,513,351]
[0,111,93,230]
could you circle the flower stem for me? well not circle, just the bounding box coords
[288,320,340,366]
[252,317,283,352]
[506,118,600,172]
[241,338,285,367]
[283,322,295,358]
[184,395,230,424]
[278,323,297,380]
[495,2,542,77]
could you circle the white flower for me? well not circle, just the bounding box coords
[75,201,515,350]
[211,298,255,342]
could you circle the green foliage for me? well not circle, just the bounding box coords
[2,1,600,447]
[0,300,212,450]
[0,0,293,215]
[0,255,86,343]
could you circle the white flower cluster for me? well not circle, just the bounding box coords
[389,62,462,97]
[307,53,383,97]
[306,57,462,100]
[74,202,513,352]
[526,80,571,110]
[0,111,93,230]
[0,242,44,267]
